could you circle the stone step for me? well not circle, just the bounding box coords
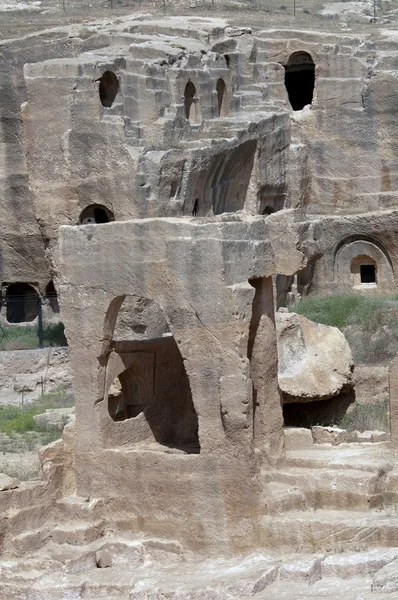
[284,445,393,473]
[262,467,386,510]
[260,510,398,553]
[12,520,105,556]
[56,495,102,522]
[3,541,398,599]
[265,481,306,513]
[321,547,398,578]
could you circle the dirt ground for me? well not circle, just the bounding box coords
[0,0,397,41]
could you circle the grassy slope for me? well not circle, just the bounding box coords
[291,294,398,364]
[0,322,67,351]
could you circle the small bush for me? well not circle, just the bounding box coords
[42,322,68,347]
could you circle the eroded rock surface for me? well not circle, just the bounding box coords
[276,311,354,402]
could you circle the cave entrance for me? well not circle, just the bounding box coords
[284,51,315,111]
[5,283,39,323]
[283,392,356,429]
[79,205,114,225]
[98,71,119,108]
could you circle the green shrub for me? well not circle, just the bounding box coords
[0,322,67,351]
[42,322,68,347]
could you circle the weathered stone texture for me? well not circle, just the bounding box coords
[55,212,317,550]
[276,311,353,402]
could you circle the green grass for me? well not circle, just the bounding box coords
[291,294,398,328]
[0,322,67,351]
[0,393,74,436]
[291,294,398,363]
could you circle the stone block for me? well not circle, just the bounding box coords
[372,557,398,592]
[284,427,313,450]
[96,549,112,568]
[279,556,323,585]
[356,430,389,443]
[277,312,353,402]
[312,426,349,445]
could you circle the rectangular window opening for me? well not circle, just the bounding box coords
[360,264,376,284]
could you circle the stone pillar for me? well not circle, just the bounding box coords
[389,356,398,443]
[248,276,284,462]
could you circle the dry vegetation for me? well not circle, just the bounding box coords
[0,0,397,41]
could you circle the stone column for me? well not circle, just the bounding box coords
[389,356,398,443]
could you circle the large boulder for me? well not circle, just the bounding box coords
[276,311,353,402]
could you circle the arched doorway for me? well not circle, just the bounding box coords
[284,51,315,111]
[101,295,200,452]
[216,78,226,116]
[97,71,119,108]
[184,81,202,125]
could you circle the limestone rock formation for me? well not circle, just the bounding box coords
[2,10,398,599]
[276,311,354,402]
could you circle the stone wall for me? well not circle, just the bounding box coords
[56,213,318,551]
[297,211,398,296]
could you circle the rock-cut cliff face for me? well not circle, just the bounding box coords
[2,18,398,303]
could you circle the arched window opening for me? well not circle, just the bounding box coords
[5,283,39,323]
[216,78,226,116]
[351,255,377,286]
[184,81,196,120]
[284,51,315,111]
[184,81,202,125]
[97,71,119,108]
[79,205,114,225]
[45,280,60,314]
[224,54,230,68]
[170,181,178,198]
